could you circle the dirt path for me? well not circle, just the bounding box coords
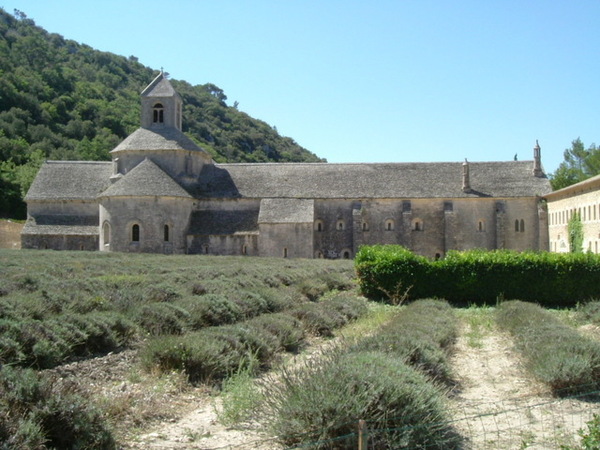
[126,337,341,449]
[449,321,596,449]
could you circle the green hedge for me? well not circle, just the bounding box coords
[355,245,600,305]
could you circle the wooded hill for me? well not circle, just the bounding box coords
[0,8,323,218]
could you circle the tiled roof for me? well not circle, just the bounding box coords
[258,198,314,223]
[196,160,552,199]
[111,127,208,154]
[141,72,179,98]
[99,158,193,198]
[188,209,259,235]
[25,161,112,201]
[22,222,98,236]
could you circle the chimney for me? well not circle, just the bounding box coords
[533,140,543,177]
[462,159,471,193]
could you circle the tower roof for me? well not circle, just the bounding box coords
[141,71,179,98]
[110,127,209,155]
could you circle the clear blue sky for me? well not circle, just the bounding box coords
[5,1,600,174]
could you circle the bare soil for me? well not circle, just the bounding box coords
[449,322,598,449]
[46,317,599,449]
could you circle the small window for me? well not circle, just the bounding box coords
[153,103,164,123]
[362,222,369,232]
[103,222,111,245]
[242,245,247,255]
[315,251,323,259]
[283,247,288,258]
[478,220,485,232]
[336,220,345,231]
[515,220,520,232]
[520,219,525,233]
[315,220,324,232]
[412,219,423,231]
[132,224,140,242]
[385,219,395,231]
[164,225,170,242]
[204,245,209,254]
[342,251,350,259]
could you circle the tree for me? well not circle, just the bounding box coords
[567,211,584,254]
[550,138,600,190]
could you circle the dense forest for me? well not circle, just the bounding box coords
[0,8,323,218]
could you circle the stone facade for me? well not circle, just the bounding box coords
[545,174,600,254]
[22,73,553,258]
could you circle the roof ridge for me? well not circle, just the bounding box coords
[45,160,112,165]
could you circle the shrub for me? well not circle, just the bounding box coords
[61,311,137,354]
[351,299,457,384]
[496,301,600,394]
[322,292,369,322]
[261,350,460,449]
[144,283,180,302]
[298,278,330,301]
[356,245,600,306]
[355,245,431,302]
[246,313,305,352]
[0,366,115,448]
[231,291,270,318]
[135,302,190,335]
[577,300,600,324]
[140,328,259,383]
[289,303,346,337]
[176,294,243,329]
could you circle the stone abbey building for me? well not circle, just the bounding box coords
[22,73,553,258]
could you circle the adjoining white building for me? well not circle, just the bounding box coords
[545,174,600,254]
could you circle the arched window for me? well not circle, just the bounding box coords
[132,224,140,242]
[283,247,288,258]
[515,220,520,232]
[520,219,525,232]
[478,220,485,232]
[385,219,395,231]
[164,224,170,242]
[362,222,369,232]
[412,219,423,231]
[314,220,324,232]
[342,251,351,259]
[103,222,111,246]
[336,220,345,231]
[153,103,164,123]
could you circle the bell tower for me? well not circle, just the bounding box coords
[140,71,183,131]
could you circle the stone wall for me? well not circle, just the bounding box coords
[0,220,23,249]
[21,234,98,251]
[258,223,314,258]
[187,234,258,256]
[313,197,546,259]
[100,196,193,254]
